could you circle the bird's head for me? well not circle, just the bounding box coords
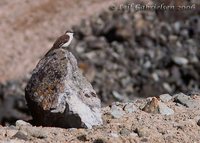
[65,30,74,37]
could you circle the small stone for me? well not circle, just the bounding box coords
[159,94,172,102]
[0,128,6,137]
[174,93,199,108]
[142,97,174,115]
[68,128,77,132]
[197,119,200,126]
[5,128,18,137]
[163,83,172,92]
[112,91,124,101]
[119,128,131,136]
[141,138,148,142]
[152,73,159,82]
[77,134,89,141]
[86,36,107,50]
[110,132,119,138]
[123,103,137,113]
[142,97,159,114]
[16,120,31,128]
[135,127,150,137]
[12,131,29,141]
[169,35,178,42]
[172,56,189,65]
[173,22,181,33]
[130,132,138,137]
[93,138,106,143]
[26,127,47,139]
[110,104,125,119]
[158,102,174,115]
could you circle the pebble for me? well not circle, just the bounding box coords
[15,120,31,128]
[172,56,189,65]
[26,127,47,139]
[163,83,172,92]
[5,128,18,137]
[197,119,200,126]
[135,127,150,137]
[119,128,131,136]
[158,102,174,115]
[12,131,29,141]
[123,103,137,113]
[142,97,159,114]
[142,97,174,115]
[110,132,119,138]
[112,91,124,101]
[110,104,125,119]
[173,22,181,33]
[174,93,199,108]
[159,94,173,102]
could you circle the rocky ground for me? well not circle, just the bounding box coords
[0,93,200,143]
[0,0,200,142]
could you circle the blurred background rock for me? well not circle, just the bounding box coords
[0,0,199,125]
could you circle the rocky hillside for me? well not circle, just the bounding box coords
[70,4,200,103]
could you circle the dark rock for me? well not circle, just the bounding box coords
[77,134,89,141]
[93,138,106,143]
[0,80,30,126]
[197,119,200,126]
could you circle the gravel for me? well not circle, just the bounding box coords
[70,6,200,103]
[0,0,199,126]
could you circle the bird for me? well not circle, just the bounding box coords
[45,30,74,56]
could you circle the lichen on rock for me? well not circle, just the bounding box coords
[25,48,102,129]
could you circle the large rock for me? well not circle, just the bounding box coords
[25,48,102,129]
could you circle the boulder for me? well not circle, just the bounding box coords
[25,49,102,129]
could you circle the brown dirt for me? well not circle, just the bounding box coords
[0,95,200,142]
[0,0,124,83]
